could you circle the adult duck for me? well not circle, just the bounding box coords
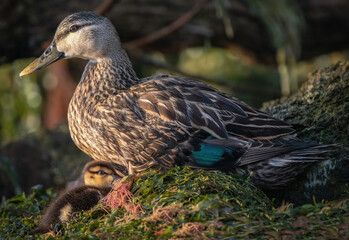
[20,12,334,189]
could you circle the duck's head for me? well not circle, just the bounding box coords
[83,161,120,189]
[20,12,121,77]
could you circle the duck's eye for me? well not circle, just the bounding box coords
[69,25,79,33]
[97,170,106,175]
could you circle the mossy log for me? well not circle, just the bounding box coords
[262,61,349,204]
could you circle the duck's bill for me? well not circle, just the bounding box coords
[19,41,64,77]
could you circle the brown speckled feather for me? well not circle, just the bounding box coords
[136,75,295,140]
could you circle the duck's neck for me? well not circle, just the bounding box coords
[81,51,139,93]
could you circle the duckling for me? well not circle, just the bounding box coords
[31,161,119,234]
[66,160,126,190]
[20,12,336,189]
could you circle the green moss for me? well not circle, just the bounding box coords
[263,61,349,146]
[0,185,55,239]
[1,167,348,239]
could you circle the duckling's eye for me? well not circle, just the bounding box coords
[97,170,106,175]
[69,25,79,33]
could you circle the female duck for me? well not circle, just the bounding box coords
[20,12,334,189]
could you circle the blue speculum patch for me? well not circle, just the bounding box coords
[191,143,233,166]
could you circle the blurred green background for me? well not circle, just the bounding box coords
[0,59,45,142]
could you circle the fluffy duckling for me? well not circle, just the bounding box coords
[31,161,119,234]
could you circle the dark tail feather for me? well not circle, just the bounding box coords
[285,144,338,162]
[243,143,338,189]
[239,141,337,166]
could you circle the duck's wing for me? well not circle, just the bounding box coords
[182,135,327,169]
[134,75,295,140]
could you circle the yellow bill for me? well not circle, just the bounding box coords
[19,41,64,77]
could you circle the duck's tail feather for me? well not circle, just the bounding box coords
[238,140,337,167]
[238,143,338,189]
[266,144,337,166]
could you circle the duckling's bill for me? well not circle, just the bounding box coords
[19,41,64,77]
[112,175,119,185]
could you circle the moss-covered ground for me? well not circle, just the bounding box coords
[1,167,348,239]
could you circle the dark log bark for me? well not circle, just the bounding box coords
[262,61,349,204]
[0,0,348,65]
[0,126,91,198]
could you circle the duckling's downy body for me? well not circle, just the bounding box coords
[31,161,118,234]
[21,12,335,189]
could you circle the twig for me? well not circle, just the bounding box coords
[94,0,119,15]
[123,0,209,50]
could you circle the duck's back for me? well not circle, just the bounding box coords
[133,74,296,140]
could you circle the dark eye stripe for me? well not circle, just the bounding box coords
[55,22,95,41]
[89,170,111,175]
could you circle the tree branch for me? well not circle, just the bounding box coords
[94,0,119,15]
[123,0,209,50]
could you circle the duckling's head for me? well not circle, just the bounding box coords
[83,161,120,189]
[20,12,123,77]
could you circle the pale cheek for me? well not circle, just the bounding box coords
[57,34,82,58]
[56,32,105,60]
